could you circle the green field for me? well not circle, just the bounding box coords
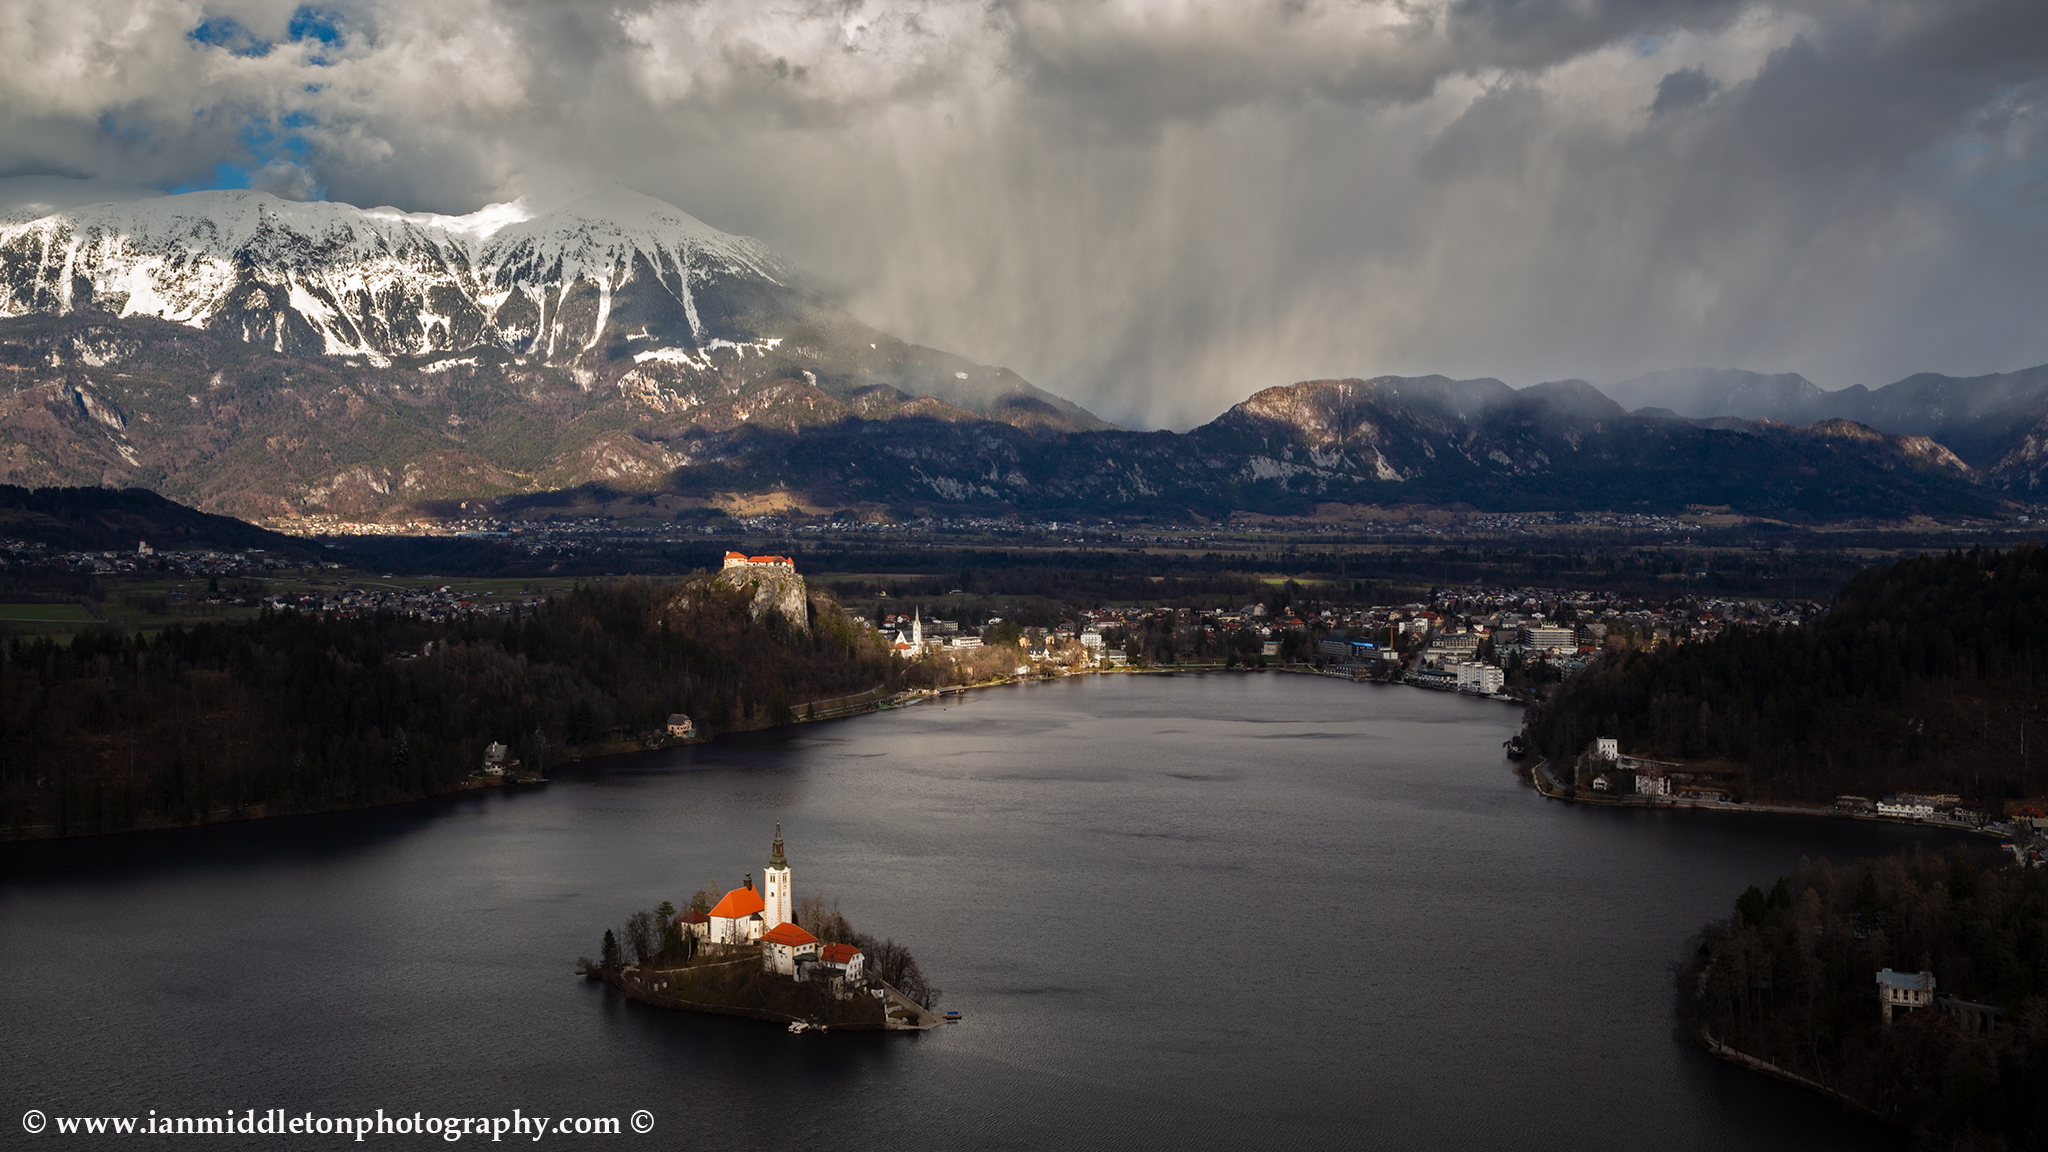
[0,603,95,622]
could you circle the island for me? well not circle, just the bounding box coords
[578,824,944,1032]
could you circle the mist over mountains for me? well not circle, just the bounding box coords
[1,185,2044,523]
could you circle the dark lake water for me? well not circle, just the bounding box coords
[4,673,1966,1149]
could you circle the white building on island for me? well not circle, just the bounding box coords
[763,823,791,929]
[708,877,766,945]
[761,921,821,975]
[699,824,871,989]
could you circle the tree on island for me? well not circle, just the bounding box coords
[625,911,656,965]
[600,929,621,971]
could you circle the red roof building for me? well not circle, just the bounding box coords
[761,920,821,975]
[761,922,819,948]
[818,942,865,983]
[708,887,765,919]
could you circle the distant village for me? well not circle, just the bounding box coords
[867,584,1820,701]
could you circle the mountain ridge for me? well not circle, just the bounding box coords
[0,182,2038,521]
[0,183,1113,435]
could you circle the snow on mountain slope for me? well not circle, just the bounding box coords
[0,184,785,361]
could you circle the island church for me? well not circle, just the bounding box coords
[704,824,824,975]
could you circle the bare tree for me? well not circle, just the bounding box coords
[625,910,655,965]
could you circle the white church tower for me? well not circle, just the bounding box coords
[763,823,792,930]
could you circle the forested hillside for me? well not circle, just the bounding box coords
[1524,546,2048,804]
[0,579,897,838]
[1680,848,2048,1148]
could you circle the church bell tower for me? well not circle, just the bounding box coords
[763,823,791,929]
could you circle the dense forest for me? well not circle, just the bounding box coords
[0,579,899,838]
[1523,546,2048,804]
[1681,847,2048,1149]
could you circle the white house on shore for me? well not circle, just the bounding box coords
[1877,969,1936,1026]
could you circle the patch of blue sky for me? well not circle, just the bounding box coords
[1628,35,1663,58]
[188,16,272,58]
[288,7,344,44]
[157,112,325,198]
[288,7,345,64]
[169,162,254,194]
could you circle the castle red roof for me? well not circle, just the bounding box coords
[761,922,819,947]
[708,888,765,919]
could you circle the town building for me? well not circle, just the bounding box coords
[1877,969,1937,1026]
[1594,738,1619,761]
[1521,624,1577,652]
[666,714,696,739]
[1877,796,1936,820]
[481,741,518,776]
[891,610,925,658]
[1455,662,1503,695]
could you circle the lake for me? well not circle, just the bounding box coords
[3,673,1962,1148]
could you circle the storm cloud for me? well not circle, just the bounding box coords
[2,0,2044,428]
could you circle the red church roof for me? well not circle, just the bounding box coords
[678,910,709,925]
[708,887,765,919]
[761,922,819,947]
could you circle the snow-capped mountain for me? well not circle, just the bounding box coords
[0,185,789,362]
[0,182,2025,523]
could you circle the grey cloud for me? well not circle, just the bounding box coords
[0,0,2045,428]
[1650,66,1717,114]
[1419,85,1545,181]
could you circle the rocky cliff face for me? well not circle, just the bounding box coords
[713,562,810,629]
[661,562,809,630]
